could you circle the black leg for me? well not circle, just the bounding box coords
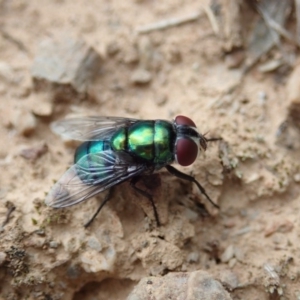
[130,176,160,226]
[84,188,113,228]
[1,205,15,228]
[165,165,219,209]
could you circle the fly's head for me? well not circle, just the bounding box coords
[174,115,208,167]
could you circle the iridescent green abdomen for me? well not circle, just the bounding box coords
[74,141,112,183]
[74,141,111,163]
[128,121,155,161]
[111,120,175,167]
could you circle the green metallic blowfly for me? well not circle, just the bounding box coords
[46,115,219,227]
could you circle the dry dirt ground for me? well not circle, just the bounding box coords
[1,0,300,299]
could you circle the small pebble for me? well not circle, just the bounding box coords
[20,143,48,160]
[244,173,260,184]
[223,219,236,228]
[12,108,37,136]
[184,208,198,222]
[234,247,245,262]
[127,270,231,300]
[286,61,300,128]
[87,236,102,252]
[187,252,199,263]
[228,258,237,268]
[294,173,300,182]
[17,76,32,98]
[221,244,235,263]
[225,50,245,69]
[106,41,120,56]
[258,59,282,73]
[0,252,6,266]
[130,69,152,84]
[218,270,239,290]
[0,61,14,83]
[49,241,59,249]
[31,35,102,93]
[32,100,53,117]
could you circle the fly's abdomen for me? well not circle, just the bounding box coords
[111,120,174,166]
[128,121,155,161]
[111,121,155,161]
[74,141,111,184]
[74,141,111,162]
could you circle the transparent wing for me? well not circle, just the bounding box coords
[51,116,139,141]
[45,151,147,208]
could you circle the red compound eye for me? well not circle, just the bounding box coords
[175,115,196,127]
[176,138,198,166]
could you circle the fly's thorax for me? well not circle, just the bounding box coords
[111,120,175,165]
[153,120,175,166]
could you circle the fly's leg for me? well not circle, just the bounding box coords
[165,165,219,209]
[84,188,113,228]
[130,176,160,226]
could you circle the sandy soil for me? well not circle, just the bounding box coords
[1,0,300,299]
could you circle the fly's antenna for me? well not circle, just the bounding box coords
[206,137,222,142]
[203,131,222,143]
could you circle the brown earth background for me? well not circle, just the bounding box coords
[1,0,300,299]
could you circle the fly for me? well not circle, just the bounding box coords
[45,115,219,227]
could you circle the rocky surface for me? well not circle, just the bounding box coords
[1,1,300,299]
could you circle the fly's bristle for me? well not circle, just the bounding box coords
[199,135,207,151]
